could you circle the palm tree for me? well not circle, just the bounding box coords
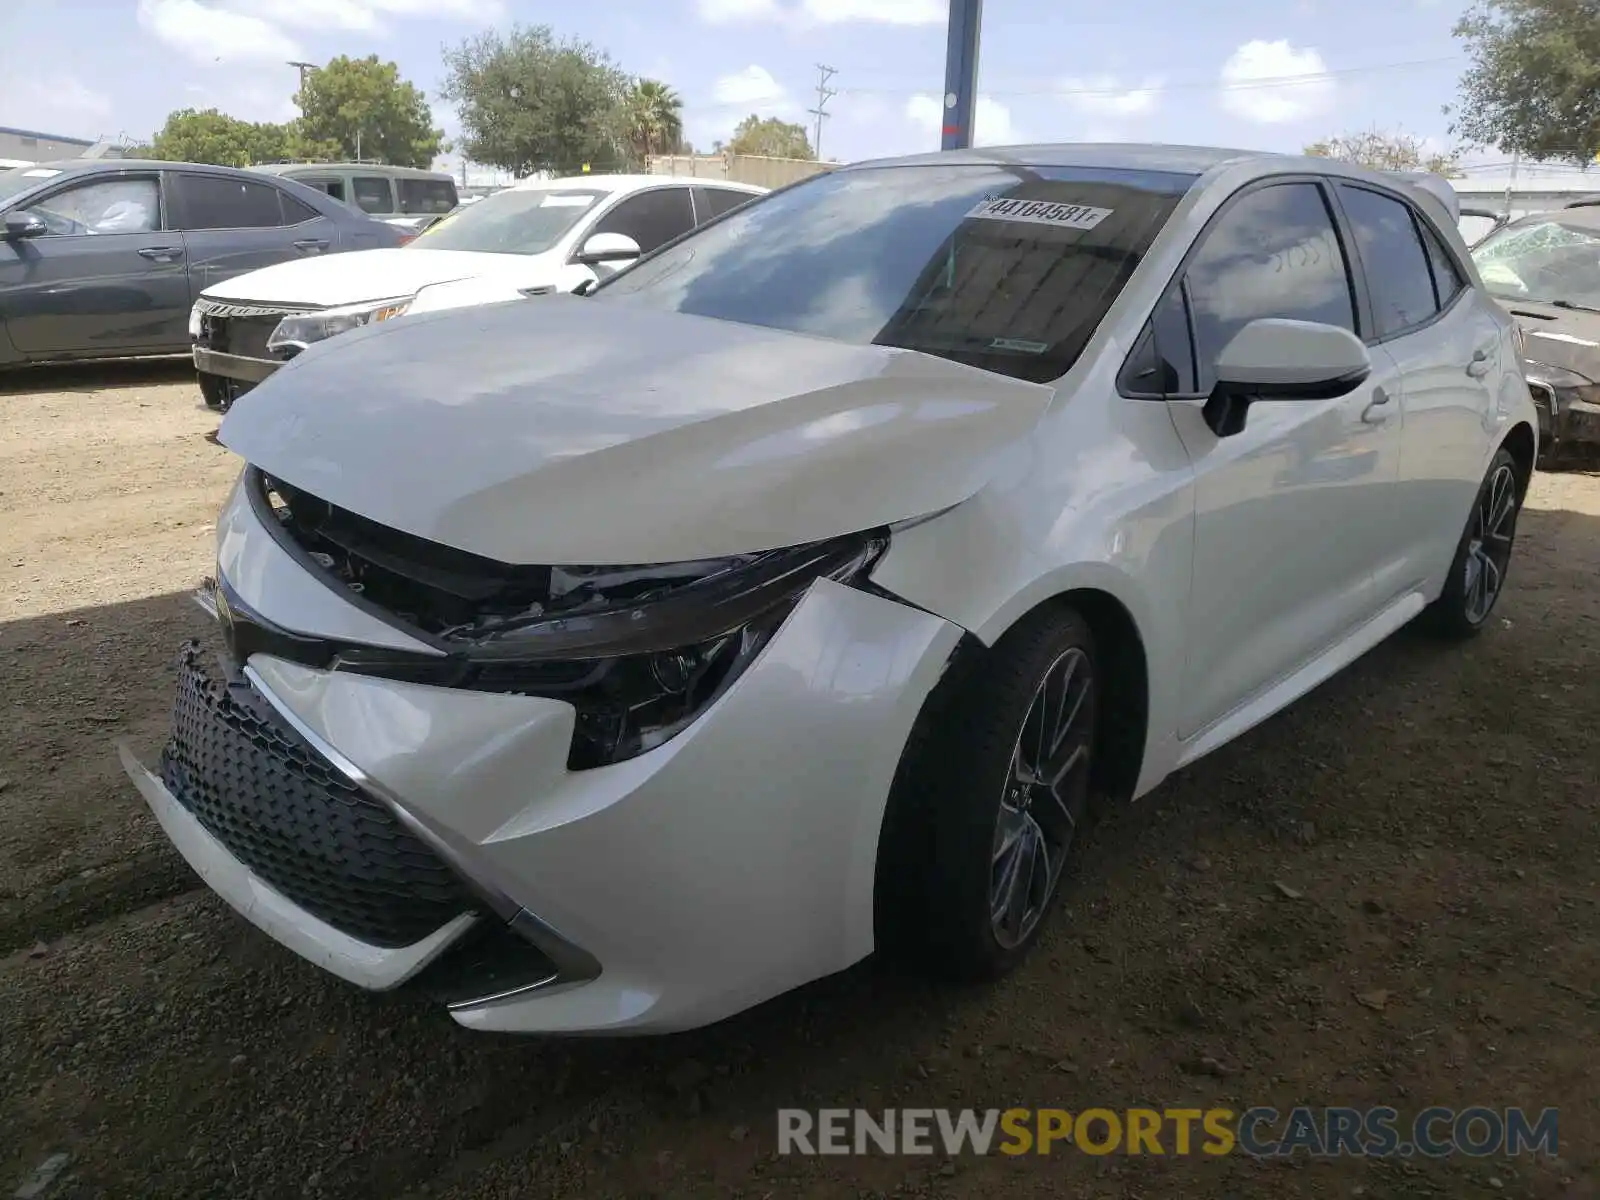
[626,79,684,165]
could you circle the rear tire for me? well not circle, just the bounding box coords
[1423,447,1523,640]
[875,604,1100,982]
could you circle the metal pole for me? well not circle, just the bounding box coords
[808,64,837,162]
[288,61,316,113]
[940,0,983,150]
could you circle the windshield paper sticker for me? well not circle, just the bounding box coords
[21,168,62,178]
[966,198,1112,230]
[541,194,596,207]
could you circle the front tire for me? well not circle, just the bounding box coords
[875,605,1099,981]
[198,371,231,412]
[1423,447,1523,639]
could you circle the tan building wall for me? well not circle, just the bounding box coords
[647,153,835,190]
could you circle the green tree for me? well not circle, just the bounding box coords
[439,25,632,176]
[145,108,291,166]
[295,54,443,167]
[625,79,684,164]
[727,115,813,159]
[1450,0,1600,165]
[1304,127,1464,176]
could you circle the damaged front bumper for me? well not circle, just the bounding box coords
[1523,363,1600,456]
[122,477,963,1034]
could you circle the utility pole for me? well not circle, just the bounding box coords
[288,61,316,110]
[940,0,983,151]
[807,64,837,162]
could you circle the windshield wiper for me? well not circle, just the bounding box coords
[1550,299,1600,315]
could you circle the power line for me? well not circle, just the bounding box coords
[808,64,838,161]
[835,54,1465,98]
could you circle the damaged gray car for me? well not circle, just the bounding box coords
[1471,197,1600,466]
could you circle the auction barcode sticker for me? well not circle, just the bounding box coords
[965,197,1113,230]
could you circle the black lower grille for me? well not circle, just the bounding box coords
[200,313,284,360]
[158,642,478,947]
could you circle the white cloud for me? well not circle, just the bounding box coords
[179,78,301,125]
[137,0,503,65]
[799,0,943,23]
[689,65,803,145]
[905,93,1019,147]
[695,0,942,24]
[696,0,781,18]
[713,65,788,108]
[1218,39,1336,124]
[1060,74,1164,120]
[228,0,506,33]
[136,0,303,64]
[0,75,113,141]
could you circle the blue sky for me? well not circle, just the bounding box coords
[1,0,1483,174]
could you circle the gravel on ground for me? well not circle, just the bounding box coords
[2,363,1596,1199]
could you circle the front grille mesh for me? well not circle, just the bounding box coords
[158,643,477,947]
[200,314,282,360]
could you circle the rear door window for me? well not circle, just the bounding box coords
[170,173,290,229]
[1335,183,1441,338]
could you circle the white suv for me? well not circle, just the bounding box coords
[187,173,766,409]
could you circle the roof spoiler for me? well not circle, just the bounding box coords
[1383,169,1461,224]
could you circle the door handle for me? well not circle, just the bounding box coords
[1360,386,1392,424]
[137,246,183,261]
[293,239,330,253]
[1466,344,1495,378]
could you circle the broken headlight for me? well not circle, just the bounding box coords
[343,532,889,770]
[266,296,413,356]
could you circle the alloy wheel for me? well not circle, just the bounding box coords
[1462,463,1518,625]
[990,646,1094,950]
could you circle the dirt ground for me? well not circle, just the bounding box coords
[1,363,1597,1200]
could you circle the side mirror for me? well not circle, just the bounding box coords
[575,232,641,266]
[3,210,48,240]
[1205,318,1372,437]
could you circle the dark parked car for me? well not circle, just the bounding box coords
[0,159,408,369]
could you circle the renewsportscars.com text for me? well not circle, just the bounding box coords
[777,1106,1559,1158]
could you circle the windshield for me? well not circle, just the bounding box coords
[409,186,606,255]
[591,162,1196,383]
[0,165,63,206]
[1471,218,1600,308]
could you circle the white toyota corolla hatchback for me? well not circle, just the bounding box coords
[121,144,1537,1035]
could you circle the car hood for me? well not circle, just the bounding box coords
[1500,298,1600,381]
[217,295,1056,564]
[203,248,556,308]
